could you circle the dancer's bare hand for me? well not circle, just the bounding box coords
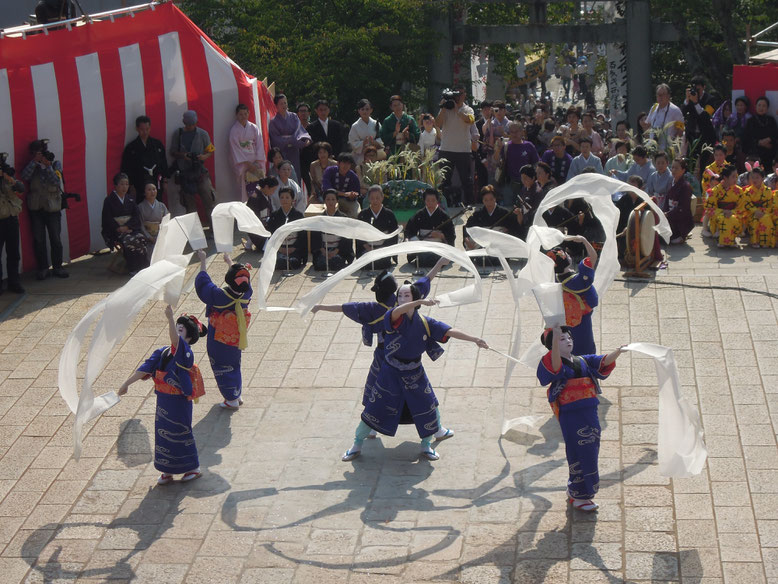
[196,249,207,262]
[475,338,489,349]
[223,253,232,265]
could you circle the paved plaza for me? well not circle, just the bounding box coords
[0,225,777,583]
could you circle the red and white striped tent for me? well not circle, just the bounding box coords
[0,1,276,272]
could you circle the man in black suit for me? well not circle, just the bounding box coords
[307,99,345,157]
[120,115,169,200]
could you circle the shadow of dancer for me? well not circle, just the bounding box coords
[21,404,233,582]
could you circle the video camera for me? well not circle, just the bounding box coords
[0,152,15,177]
[441,88,458,110]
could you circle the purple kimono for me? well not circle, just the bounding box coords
[269,111,311,179]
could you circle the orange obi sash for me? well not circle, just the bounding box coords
[548,377,598,417]
[209,309,252,347]
[563,290,591,328]
[153,365,206,402]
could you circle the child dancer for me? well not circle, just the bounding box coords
[341,281,488,461]
[195,250,252,409]
[536,325,624,511]
[118,305,206,485]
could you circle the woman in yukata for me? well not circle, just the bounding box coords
[101,172,149,275]
[118,305,206,485]
[137,181,169,259]
[340,281,488,462]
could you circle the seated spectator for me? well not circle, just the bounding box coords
[137,181,169,259]
[245,176,278,252]
[741,165,774,248]
[726,96,751,141]
[721,128,745,173]
[464,185,517,264]
[605,141,632,175]
[766,159,778,190]
[311,189,354,271]
[268,146,299,183]
[322,153,361,218]
[536,161,557,197]
[101,173,148,275]
[356,185,398,269]
[567,137,604,180]
[405,189,455,267]
[644,151,672,210]
[742,96,778,170]
[702,144,728,193]
[308,142,336,203]
[665,157,694,244]
[267,187,307,269]
[542,135,573,185]
[270,160,305,214]
[610,145,654,184]
[705,164,743,248]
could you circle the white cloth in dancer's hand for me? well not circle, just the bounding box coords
[212,202,271,253]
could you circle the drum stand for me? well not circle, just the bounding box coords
[477,253,490,276]
[323,245,334,279]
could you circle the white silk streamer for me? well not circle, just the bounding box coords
[295,240,483,317]
[623,343,707,477]
[60,256,193,459]
[150,212,207,264]
[212,202,271,253]
[257,216,403,311]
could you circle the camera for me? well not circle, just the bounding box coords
[441,89,457,110]
[688,86,697,97]
[43,150,55,162]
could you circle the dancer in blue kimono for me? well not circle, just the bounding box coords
[311,258,452,449]
[339,281,488,462]
[536,324,624,512]
[546,234,599,355]
[118,305,207,485]
[195,249,252,409]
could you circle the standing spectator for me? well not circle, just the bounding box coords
[494,122,539,204]
[642,84,684,151]
[308,99,345,158]
[726,96,752,140]
[121,115,169,201]
[436,86,476,205]
[379,95,420,154]
[608,120,634,157]
[474,100,493,189]
[228,104,265,203]
[567,137,604,180]
[22,140,70,280]
[322,153,361,218]
[742,96,778,170]
[525,107,546,150]
[170,110,216,225]
[296,102,315,195]
[683,76,718,155]
[269,94,311,179]
[418,114,440,157]
[560,106,586,155]
[542,135,573,185]
[581,112,604,159]
[348,99,384,165]
[0,163,25,293]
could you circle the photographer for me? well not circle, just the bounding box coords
[0,156,25,294]
[21,140,70,280]
[683,75,718,164]
[170,110,216,225]
[436,86,475,206]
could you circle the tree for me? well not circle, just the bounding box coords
[176,0,434,124]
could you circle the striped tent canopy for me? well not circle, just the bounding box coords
[0,2,275,271]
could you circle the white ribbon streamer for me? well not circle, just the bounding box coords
[623,342,707,477]
[150,213,207,264]
[257,215,403,310]
[295,240,482,317]
[59,256,192,459]
[212,202,271,253]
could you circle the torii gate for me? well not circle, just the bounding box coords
[428,0,680,121]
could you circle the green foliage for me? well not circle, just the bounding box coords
[176,0,433,123]
[363,148,448,209]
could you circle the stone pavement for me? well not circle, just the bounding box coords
[0,226,777,584]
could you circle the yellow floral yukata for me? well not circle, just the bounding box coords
[701,160,725,194]
[742,184,776,247]
[706,184,743,246]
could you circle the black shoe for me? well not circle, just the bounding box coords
[8,282,25,294]
[35,270,48,281]
[52,268,69,278]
